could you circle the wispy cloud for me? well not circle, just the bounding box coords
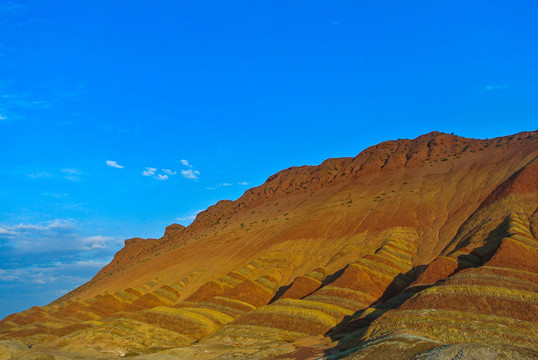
[143,167,156,176]
[28,172,53,179]
[162,169,176,175]
[0,227,16,236]
[485,84,508,91]
[62,168,82,182]
[83,236,110,249]
[62,168,81,175]
[0,91,53,123]
[27,169,82,181]
[155,174,168,181]
[42,192,68,198]
[3,219,73,232]
[0,79,88,124]
[106,160,124,169]
[207,182,245,190]
[0,219,119,254]
[181,169,200,179]
[0,216,118,317]
[1,92,52,110]
[0,259,110,284]
[180,159,192,168]
[175,209,204,225]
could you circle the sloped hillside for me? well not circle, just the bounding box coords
[1,131,537,359]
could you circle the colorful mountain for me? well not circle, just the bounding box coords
[1,131,537,359]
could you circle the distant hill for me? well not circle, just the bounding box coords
[1,130,537,359]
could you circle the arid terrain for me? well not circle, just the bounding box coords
[1,131,537,359]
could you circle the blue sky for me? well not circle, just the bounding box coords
[1,1,537,319]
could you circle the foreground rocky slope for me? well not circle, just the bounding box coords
[1,131,537,359]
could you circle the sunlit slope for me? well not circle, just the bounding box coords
[331,159,538,359]
[0,131,537,359]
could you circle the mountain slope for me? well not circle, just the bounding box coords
[1,131,537,359]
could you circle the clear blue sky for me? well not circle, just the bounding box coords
[1,1,537,319]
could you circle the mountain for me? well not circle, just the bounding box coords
[1,131,537,360]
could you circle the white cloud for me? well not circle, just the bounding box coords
[485,85,508,91]
[66,176,80,181]
[0,219,119,254]
[59,259,110,268]
[28,172,53,179]
[179,160,201,179]
[180,159,192,168]
[207,182,245,189]
[181,169,200,179]
[106,160,124,169]
[33,277,51,284]
[62,169,82,182]
[0,227,16,236]
[42,192,68,198]
[0,269,22,282]
[6,219,74,232]
[81,235,114,250]
[27,169,82,181]
[1,92,52,110]
[143,167,156,176]
[176,214,196,222]
[143,168,175,180]
[0,218,119,305]
[0,259,110,284]
[0,85,65,126]
[175,209,204,225]
[206,182,237,190]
